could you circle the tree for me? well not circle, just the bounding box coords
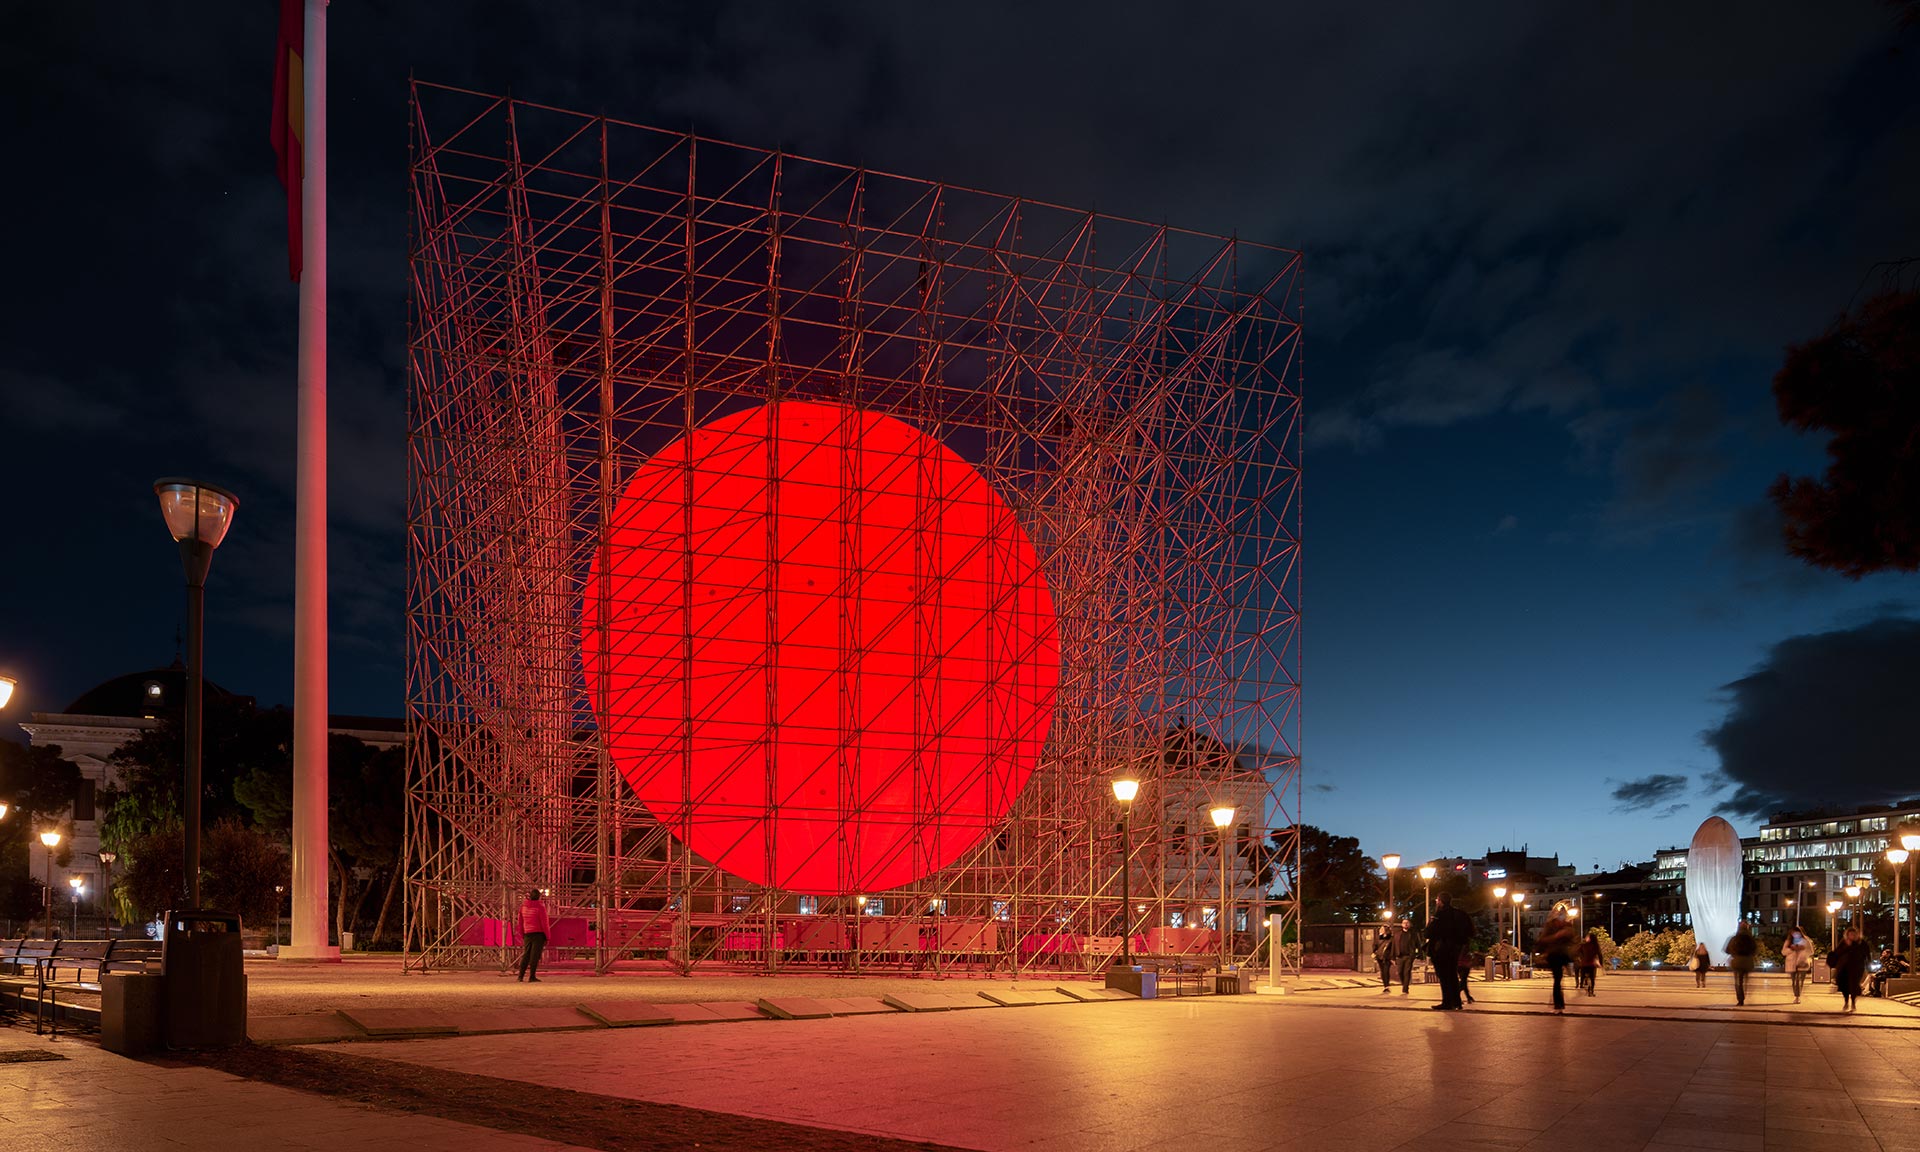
[202,819,289,928]
[1665,928,1698,966]
[119,825,185,924]
[1273,825,1382,923]
[1616,929,1662,967]
[1768,287,1920,577]
[236,733,404,946]
[102,696,292,856]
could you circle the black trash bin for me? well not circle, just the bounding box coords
[162,909,247,1049]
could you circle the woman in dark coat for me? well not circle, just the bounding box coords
[1576,931,1602,996]
[1830,927,1871,1013]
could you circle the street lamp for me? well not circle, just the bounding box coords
[1418,864,1437,927]
[1211,805,1237,971]
[1112,776,1140,966]
[1845,882,1862,931]
[97,851,117,932]
[1903,830,1920,956]
[154,478,239,910]
[68,875,84,937]
[1889,848,1910,955]
[1381,854,1401,922]
[38,830,61,939]
[1827,900,1844,951]
[0,675,15,709]
[1511,891,1525,948]
[1493,886,1508,947]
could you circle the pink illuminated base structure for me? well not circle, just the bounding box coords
[584,400,1060,895]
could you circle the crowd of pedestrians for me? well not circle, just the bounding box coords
[1364,900,1901,1016]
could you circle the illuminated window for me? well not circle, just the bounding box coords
[796,895,819,915]
[1170,911,1185,929]
[863,898,885,916]
[992,900,1010,921]
[927,898,948,916]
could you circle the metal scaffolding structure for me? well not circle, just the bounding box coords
[403,80,1304,977]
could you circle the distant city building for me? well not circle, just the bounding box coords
[1644,800,1920,931]
[15,663,402,907]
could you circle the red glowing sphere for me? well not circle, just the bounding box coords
[583,400,1060,895]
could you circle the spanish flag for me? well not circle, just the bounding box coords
[270,0,304,281]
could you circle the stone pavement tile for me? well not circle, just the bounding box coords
[1762,1130,1886,1152]
[757,996,836,1019]
[1649,1123,1753,1149]
[978,989,1045,1006]
[338,1006,459,1036]
[1766,1085,1870,1121]
[1766,1112,1876,1138]
[816,995,899,1015]
[248,1011,369,1045]
[1399,1120,1535,1151]
[574,999,673,1026]
[699,1000,770,1021]
[652,1001,725,1022]
[447,1006,604,1035]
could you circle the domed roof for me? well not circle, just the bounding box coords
[62,664,241,719]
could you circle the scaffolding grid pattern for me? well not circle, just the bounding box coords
[403,80,1304,976]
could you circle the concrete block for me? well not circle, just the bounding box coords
[337,1007,459,1037]
[757,997,835,1020]
[577,1000,674,1027]
[247,1012,369,1046]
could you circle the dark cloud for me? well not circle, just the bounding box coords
[1706,614,1920,819]
[1610,773,1691,813]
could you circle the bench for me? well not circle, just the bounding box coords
[1,939,164,1036]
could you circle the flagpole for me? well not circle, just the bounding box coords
[285,0,337,961]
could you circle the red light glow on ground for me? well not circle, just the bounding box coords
[584,400,1060,895]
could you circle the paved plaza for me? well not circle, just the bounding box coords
[7,965,1920,1151]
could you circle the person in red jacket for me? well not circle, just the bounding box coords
[517,889,550,982]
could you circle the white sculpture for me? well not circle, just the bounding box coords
[1686,816,1743,965]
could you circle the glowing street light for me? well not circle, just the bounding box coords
[1510,890,1525,948]
[1888,848,1910,955]
[38,830,61,940]
[97,851,117,932]
[1381,854,1401,923]
[68,874,84,937]
[1493,885,1508,947]
[154,478,239,910]
[1827,899,1844,951]
[1902,832,1920,956]
[0,675,15,710]
[1212,806,1237,971]
[1418,864,1437,927]
[1111,776,1140,965]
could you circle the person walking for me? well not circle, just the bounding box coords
[1830,926,1869,1013]
[1456,945,1477,1004]
[1394,917,1416,995]
[1725,922,1759,1006]
[1782,926,1814,1004]
[1373,926,1395,994]
[517,888,550,983]
[1576,930,1602,997]
[1536,907,1578,1012]
[1426,892,1474,1010]
[1690,942,1711,988]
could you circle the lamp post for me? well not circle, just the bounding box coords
[97,851,116,933]
[1381,854,1401,923]
[1902,830,1920,956]
[1417,865,1436,927]
[1888,849,1909,955]
[1827,900,1843,951]
[1112,776,1139,966]
[1211,806,1236,971]
[39,830,61,939]
[1511,891,1525,949]
[276,884,287,946]
[0,675,15,709]
[1493,886,1508,949]
[1845,883,1862,935]
[154,479,239,910]
[68,875,84,937]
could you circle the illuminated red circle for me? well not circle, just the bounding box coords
[583,400,1060,895]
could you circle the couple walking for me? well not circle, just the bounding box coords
[1373,917,1417,995]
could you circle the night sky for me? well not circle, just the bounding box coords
[4,4,1917,873]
